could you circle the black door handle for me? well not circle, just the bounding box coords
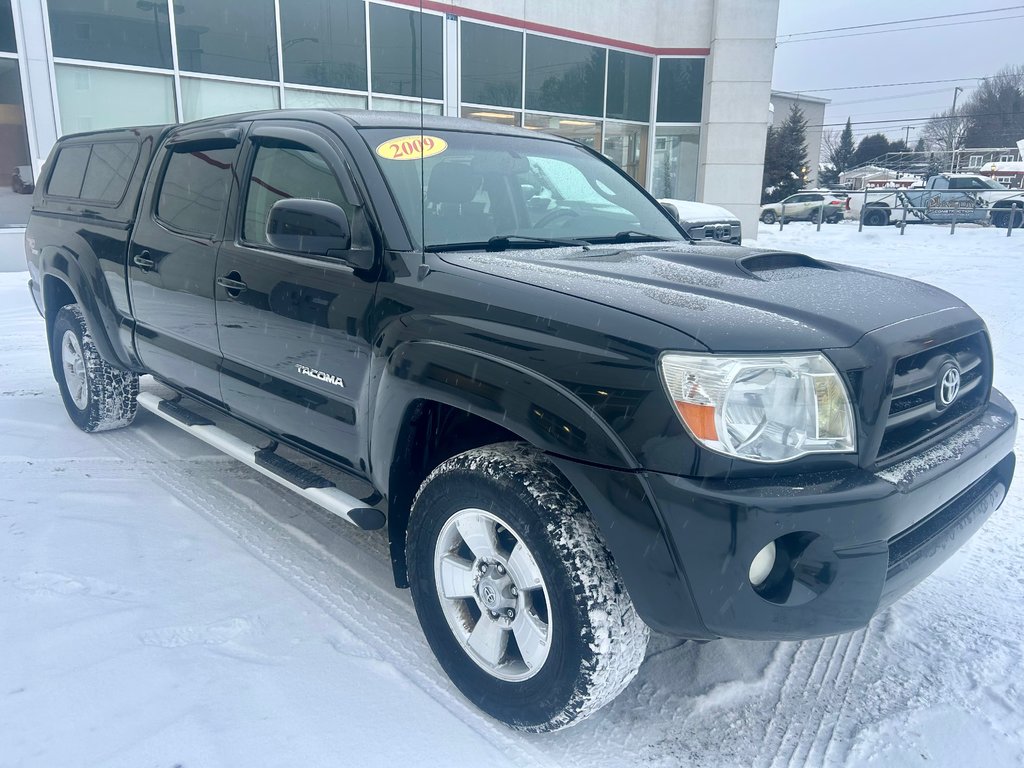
[133,251,155,270]
[217,272,248,297]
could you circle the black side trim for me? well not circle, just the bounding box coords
[254,448,334,489]
[158,399,215,426]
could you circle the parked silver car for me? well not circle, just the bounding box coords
[760,191,847,225]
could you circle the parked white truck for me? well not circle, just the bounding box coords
[848,173,1024,227]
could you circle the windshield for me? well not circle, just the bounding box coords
[361,128,684,250]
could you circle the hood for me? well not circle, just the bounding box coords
[439,243,968,352]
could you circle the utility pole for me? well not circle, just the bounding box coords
[949,86,963,171]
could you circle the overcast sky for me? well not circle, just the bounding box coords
[772,1,1023,145]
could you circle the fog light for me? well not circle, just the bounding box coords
[748,541,777,587]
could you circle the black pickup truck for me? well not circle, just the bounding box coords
[25,110,1017,732]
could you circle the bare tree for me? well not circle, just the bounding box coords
[921,107,971,152]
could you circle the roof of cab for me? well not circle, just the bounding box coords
[165,108,572,142]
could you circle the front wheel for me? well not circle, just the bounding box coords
[50,304,139,432]
[407,443,649,732]
[761,211,776,225]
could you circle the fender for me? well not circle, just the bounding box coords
[370,339,640,481]
[40,243,139,372]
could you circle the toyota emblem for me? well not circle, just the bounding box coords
[937,365,961,408]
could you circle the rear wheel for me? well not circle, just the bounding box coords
[407,443,649,732]
[863,207,889,227]
[992,208,1024,229]
[50,304,139,432]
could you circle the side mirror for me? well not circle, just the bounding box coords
[266,199,351,256]
[660,201,679,221]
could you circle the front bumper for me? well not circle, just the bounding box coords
[553,389,1016,640]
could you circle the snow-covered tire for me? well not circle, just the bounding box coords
[406,442,649,732]
[50,304,139,433]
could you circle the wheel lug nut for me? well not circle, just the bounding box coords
[496,564,505,575]
[479,563,488,573]
[505,608,515,620]
[490,610,499,619]
[510,586,518,597]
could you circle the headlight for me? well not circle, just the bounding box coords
[659,352,856,463]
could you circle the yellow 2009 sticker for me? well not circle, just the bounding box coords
[375,135,448,161]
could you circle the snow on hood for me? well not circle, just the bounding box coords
[439,243,969,352]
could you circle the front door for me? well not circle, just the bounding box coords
[128,126,242,400]
[215,122,379,470]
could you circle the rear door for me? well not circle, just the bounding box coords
[128,126,243,401]
[215,121,379,468]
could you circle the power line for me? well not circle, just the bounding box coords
[782,76,989,94]
[776,13,1024,45]
[811,111,1010,130]
[777,6,1024,39]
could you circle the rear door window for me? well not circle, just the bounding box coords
[47,145,91,197]
[156,146,236,237]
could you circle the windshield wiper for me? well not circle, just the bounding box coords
[424,235,590,253]
[486,234,590,252]
[585,230,672,244]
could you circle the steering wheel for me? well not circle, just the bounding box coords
[534,207,580,228]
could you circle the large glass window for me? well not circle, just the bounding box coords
[524,113,600,150]
[1,0,16,53]
[657,58,705,124]
[606,51,652,122]
[47,0,173,69]
[525,36,604,118]
[55,64,176,134]
[603,122,648,184]
[460,106,521,127]
[369,5,442,99]
[652,126,700,200]
[461,22,522,109]
[156,146,236,236]
[0,58,31,227]
[180,77,278,121]
[175,0,278,80]
[284,88,366,110]
[280,0,366,91]
[373,96,442,115]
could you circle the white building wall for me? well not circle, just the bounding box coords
[697,0,779,239]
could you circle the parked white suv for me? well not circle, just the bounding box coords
[760,191,848,225]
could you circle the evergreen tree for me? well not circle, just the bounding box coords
[853,133,891,166]
[762,105,808,203]
[820,117,855,187]
[914,137,926,152]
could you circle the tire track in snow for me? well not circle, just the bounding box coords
[756,625,871,768]
[100,426,558,768]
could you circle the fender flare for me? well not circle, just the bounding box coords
[40,244,137,371]
[370,340,642,585]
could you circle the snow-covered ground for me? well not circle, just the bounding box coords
[1,222,1022,767]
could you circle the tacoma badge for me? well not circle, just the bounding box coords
[295,364,345,388]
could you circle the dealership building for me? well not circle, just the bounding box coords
[1,0,779,256]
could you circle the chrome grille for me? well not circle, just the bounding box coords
[876,332,990,463]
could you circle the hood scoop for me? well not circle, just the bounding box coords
[738,252,835,280]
